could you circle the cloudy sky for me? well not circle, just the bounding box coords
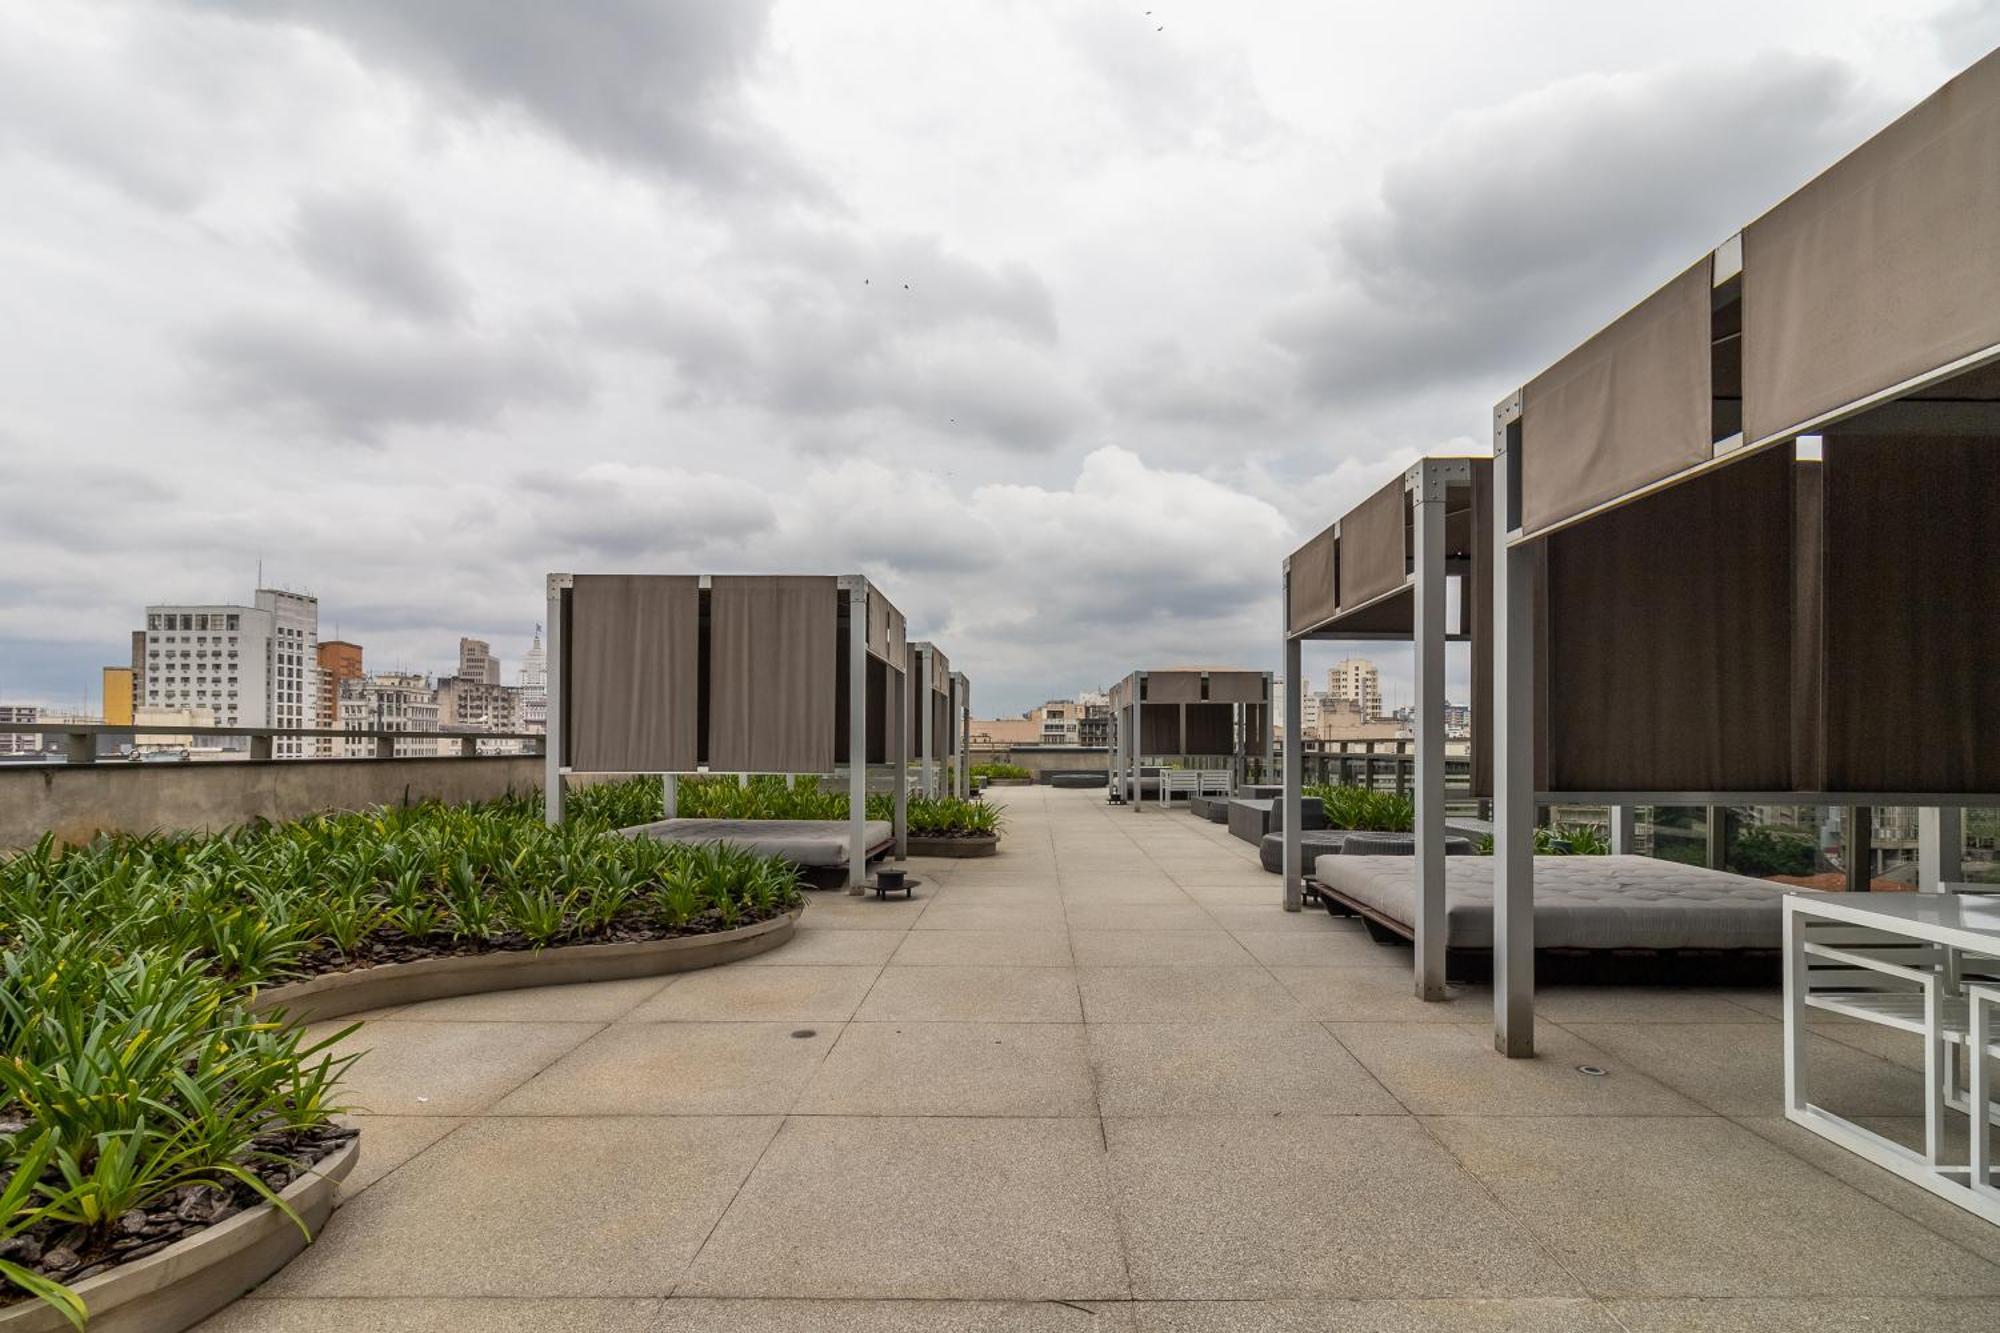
[2,1,1994,716]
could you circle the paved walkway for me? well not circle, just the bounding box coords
[203,788,2000,1331]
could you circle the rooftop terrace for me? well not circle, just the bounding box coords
[199,786,2000,1332]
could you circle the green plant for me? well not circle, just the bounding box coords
[970,762,1032,782]
[1304,784,1414,833]
[1727,824,1816,877]
[1474,824,1614,855]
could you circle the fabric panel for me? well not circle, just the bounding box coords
[1182,702,1236,754]
[1541,447,1794,792]
[1790,462,1826,790]
[709,575,838,773]
[1744,50,2000,442]
[565,575,699,773]
[1145,671,1204,704]
[1205,671,1267,705]
[1522,259,1714,535]
[1819,435,2000,791]
[1288,525,1339,635]
[1338,476,1408,608]
[1469,462,1495,798]
[1139,702,1183,754]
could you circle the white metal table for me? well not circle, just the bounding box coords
[1784,889,2000,1224]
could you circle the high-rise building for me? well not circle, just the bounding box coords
[139,588,320,757]
[436,675,525,745]
[101,667,134,727]
[517,625,548,729]
[339,671,441,757]
[458,637,500,686]
[315,641,364,756]
[1325,658,1383,722]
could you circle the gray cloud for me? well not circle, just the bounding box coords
[291,188,471,323]
[197,0,816,197]
[1270,54,1884,403]
[1932,1,2000,64]
[189,315,588,441]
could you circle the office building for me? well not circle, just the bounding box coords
[140,588,319,757]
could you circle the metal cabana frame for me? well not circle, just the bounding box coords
[1280,457,1494,1002]
[543,572,911,891]
[1486,48,2000,1056]
[1106,668,1274,809]
[950,671,971,798]
[907,641,956,798]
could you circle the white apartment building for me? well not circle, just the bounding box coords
[436,676,530,753]
[1038,699,1081,746]
[1326,657,1383,722]
[0,704,37,757]
[139,588,320,757]
[338,672,443,758]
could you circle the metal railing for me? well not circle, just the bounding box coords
[0,722,547,764]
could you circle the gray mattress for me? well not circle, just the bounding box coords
[1311,854,1785,951]
[624,819,895,866]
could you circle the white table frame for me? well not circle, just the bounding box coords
[1784,889,2000,1225]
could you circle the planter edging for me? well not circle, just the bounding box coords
[907,834,1000,858]
[0,1139,357,1333]
[253,908,801,1024]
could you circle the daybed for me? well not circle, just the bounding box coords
[626,818,896,868]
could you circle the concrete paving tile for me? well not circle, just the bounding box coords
[931,880,1065,904]
[1078,966,1304,1021]
[1105,1116,1578,1299]
[623,965,880,1022]
[1558,1021,1923,1117]
[1714,987,1863,1022]
[1268,967,1487,1022]
[1124,1298,1620,1331]
[859,964,1084,1022]
[265,1116,779,1297]
[796,1022,1096,1116]
[677,1116,1129,1299]
[1325,1023,1707,1116]
[1733,1115,2000,1267]
[312,1020,602,1116]
[1530,988,1775,1024]
[1182,884,1290,906]
[1230,929,1403,968]
[336,1115,467,1197]
[490,1022,836,1115]
[386,977,673,1023]
[1059,880,1200,905]
[198,1298,663,1332]
[1089,1021,1400,1116]
[650,1299,1129,1331]
[1605,1298,2000,1332]
[891,929,1076,966]
[750,928,906,965]
[1205,904,1350,933]
[915,902,1069,933]
[1425,1115,2000,1297]
[1071,930,1256,966]
[1065,903,1219,932]
[797,893,933,929]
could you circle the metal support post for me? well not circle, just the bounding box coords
[1413,467,1448,1001]
[662,774,677,819]
[847,582,869,893]
[1845,806,1873,893]
[544,575,566,827]
[1609,805,1636,855]
[1918,807,1963,892]
[894,661,909,860]
[1493,397,1535,1057]
[1283,634,1304,911]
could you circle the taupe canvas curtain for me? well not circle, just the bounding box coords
[1183,702,1235,755]
[1337,477,1407,608]
[1145,672,1203,704]
[1745,50,2000,443]
[1816,436,2000,792]
[564,575,699,772]
[1206,671,1267,705]
[1469,463,1495,798]
[708,575,837,773]
[1522,259,1713,536]
[1287,526,1338,636]
[1541,448,1794,792]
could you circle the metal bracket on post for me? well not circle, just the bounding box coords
[1492,392,1535,1057]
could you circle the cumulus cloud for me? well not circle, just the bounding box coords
[189,315,588,441]
[291,188,471,323]
[196,0,817,197]
[1270,54,1884,402]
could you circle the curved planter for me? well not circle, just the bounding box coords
[0,1139,357,1333]
[983,778,1033,787]
[907,833,999,858]
[253,909,801,1024]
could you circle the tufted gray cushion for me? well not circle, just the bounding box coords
[1310,854,1784,950]
[624,818,895,867]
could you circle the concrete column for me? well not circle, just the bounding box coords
[1413,469,1448,1001]
[1609,805,1636,855]
[1845,806,1873,893]
[544,575,565,827]
[847,584,869,894]
[919,647,935,798]
[662,774,677,819]
[893,662,909,860]
[1493,401,1535,1057]
[1918,807,1963,893]
[1283,635,1304,911]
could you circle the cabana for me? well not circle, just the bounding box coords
[1487,50,2000,1058]
[1106,668,1273,809]
[543,573,910,891]
[1280,458,1494,1000]
[907,641,955,798]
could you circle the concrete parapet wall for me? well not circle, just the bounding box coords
[971,746,1111,783]
[0,757,544,849]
